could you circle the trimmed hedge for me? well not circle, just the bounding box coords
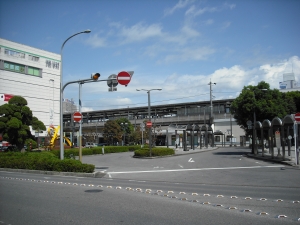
[134,147,175,157]
[0,151,95,173]
[50,145,141,158]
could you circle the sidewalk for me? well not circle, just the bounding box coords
[246,148,299,168]
[170,145,299,168]
[172,146,218,155]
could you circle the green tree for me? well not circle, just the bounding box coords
[0,96,46,150]
[103,120,123,145]
[115,118,134,145]
[284,91,300,113]
[231,81,295,134]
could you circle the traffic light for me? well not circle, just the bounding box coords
[91,73,100,80]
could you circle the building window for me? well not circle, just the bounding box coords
[28,55,39,62]
[4,61,25,73]
[4,48,25,58]
[28,66,40,76]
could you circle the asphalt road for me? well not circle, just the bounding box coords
[1,147,299,224]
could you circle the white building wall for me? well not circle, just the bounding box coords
[0,38,61,130]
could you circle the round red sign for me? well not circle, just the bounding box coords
[73,111,82,122]
[146,121,152,128]
[295,112,300,122]
[117,71,131,86]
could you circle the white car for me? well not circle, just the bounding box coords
[85,142,97,148]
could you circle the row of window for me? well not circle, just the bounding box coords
[2,60,41,76]
[2,47,60,70]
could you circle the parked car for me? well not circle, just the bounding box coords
[97,143,107,146]
[0,146,17,152]
[85,142,97,148]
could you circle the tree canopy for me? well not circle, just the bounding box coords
[103,118,144,145]
[0,96,46,150]
[230,81,297,134]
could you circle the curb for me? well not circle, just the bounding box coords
[0,168,106,178]
[245,154,299,168]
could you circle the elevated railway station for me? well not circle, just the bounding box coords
[63,98,245,147]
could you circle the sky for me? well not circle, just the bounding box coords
[0,0,299,112]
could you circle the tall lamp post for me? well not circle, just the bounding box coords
[136,89,162,157]
[60,29,91,160]
[121,122,128,146]
[226,102,233,147]
[247,88,267,154]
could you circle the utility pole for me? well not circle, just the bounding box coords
[208,80,216,147]
[208,79,216,119]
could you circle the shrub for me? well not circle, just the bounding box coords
[0,151,95,173]
[134,147,174,157]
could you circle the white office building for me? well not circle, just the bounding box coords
[0,38,61,133]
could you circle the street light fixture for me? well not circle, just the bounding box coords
[226,102,233,147]
[60,30,91,160]
[136,89,162,157]
[247,88,267,154]
[121,122,128,146]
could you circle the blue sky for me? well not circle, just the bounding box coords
[1,0,299,112]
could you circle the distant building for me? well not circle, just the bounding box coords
[0,38,61,131]
[279,72,300,92]
[63,98,77,113]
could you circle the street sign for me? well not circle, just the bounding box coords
[294,112,300,122]
[146,121,152,128]
[107,74,118,87]
[117,71,131,86]
[73,111,82,122]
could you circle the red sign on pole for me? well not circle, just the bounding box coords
[117,71,131,86]
[146,121,152,128]
[73,111,82,122]
[295,112,300,122]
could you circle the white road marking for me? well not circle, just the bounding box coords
[188,158,195,162]
[107,165,283,174]
[178,164,183,168]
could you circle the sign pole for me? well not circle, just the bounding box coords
[79,83,83,162]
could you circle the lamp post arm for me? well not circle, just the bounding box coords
[62,78,117,92]
[59,30,91,160]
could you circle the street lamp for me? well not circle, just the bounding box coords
[226,102,233,147]
[60,29,91,160]
[247,88,267,154]
[136,89,162,157]
[121,122,128,146]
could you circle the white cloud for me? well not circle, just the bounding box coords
[120,23,164,43]
[164,0,194,16]
[162,46,215,63]
[85,34,106,48]
[204,19,214,25]
[221,21,231,30]
[185,2,236,17]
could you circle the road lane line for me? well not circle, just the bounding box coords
[107,165,284,174]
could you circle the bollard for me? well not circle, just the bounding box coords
[102,146,105,155]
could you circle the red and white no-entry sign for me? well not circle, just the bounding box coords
[73,111,82,122]
[146,121,152,128]
[117,71,131,86]
[295,112,300,122]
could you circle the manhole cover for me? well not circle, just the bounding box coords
[84,189,103,193]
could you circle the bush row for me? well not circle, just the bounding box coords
[51,145,141,158]
[0,152,95,173]
[134,147,175,157]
